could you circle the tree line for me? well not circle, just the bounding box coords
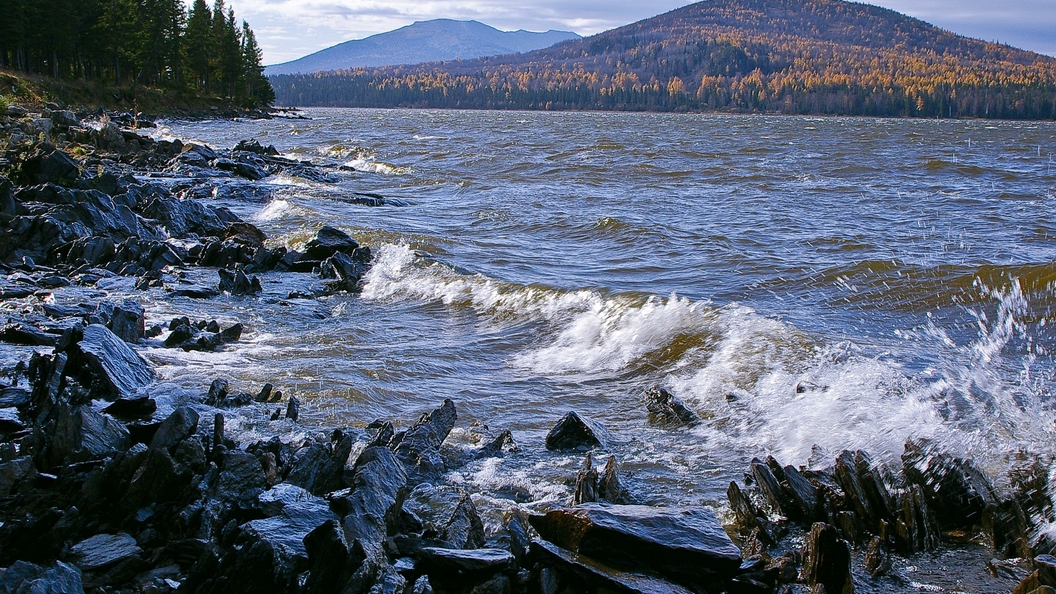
[269,0,1056,119]
[0,0,274,107]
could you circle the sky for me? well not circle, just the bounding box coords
[208,0,1056,65]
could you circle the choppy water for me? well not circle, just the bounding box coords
[147,109,1056,509]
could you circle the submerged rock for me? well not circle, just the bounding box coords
[644,386,701,427]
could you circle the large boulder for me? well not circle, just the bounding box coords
[303,225,359,261]
[49,403,131,466]
[75,324,154,400]
[544,411,605,451]
[529,504,742,587]
[390,399,457,482]
[69,533,142,572]
[529,539,694,594]
[149,406,199,452]
[0,560,83,594]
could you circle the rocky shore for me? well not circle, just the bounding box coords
[0,102,1054,594]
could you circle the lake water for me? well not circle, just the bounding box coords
[150,108,1056,510]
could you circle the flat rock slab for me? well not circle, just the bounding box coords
[417,547,515,575]
[529,539,694,594]
[530,503,741,585]
[79,324,154,399]
[70,533,142,570]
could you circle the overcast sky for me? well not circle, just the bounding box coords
[212,0,1056,65]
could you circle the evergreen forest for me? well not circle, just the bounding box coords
[269,0,1056,119]
[0,0,274,107]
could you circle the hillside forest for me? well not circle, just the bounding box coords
[269,0,1056,119]
[0,0,274,107]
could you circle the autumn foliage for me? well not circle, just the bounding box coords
[269,0,1056,119]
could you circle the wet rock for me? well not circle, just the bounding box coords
[544,411,604,451]
[216,449,268,504]
[150,406,199,452]
[574,453,624,505]
[29,150,80,185]
[529,503,742,586]
[285,430,353,496]
[0,322,58,346]
[644,386,700,427]
[217,267,262,295]
[234,139,280,156]
[442,494,486,549]
[799,522,853,594]
[0,560,83,594]
[214,158,267,181]
[303,225,360,261]
[416,545,515,574]
[321,250,371,292]
[903,439,997,531]
[528,539,694,594]
[0,456,38,495]
[172,284,220,299]
[75,324,154,400]
[102,396,157,421]
[896,483,940,554]
[69,533,142,571]
[286,395,300,421]
[49,404,131,465]
[124,446,184,509]
[863,536,890,577]
[50,110,80,129]
[94,299,145,343]
[391,399,457,481]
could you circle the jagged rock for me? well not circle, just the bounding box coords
[30,150,80,185]
[0,560,83,594]
[305,446,407,594]
[799,522,853,594]
[218,267,262,295]
[862,536,890,577]
[391,399,457,481]
[284,430,353,496]
[69,533,142,571]
[529,503,741,586]
[204,493,337,594]
[321,250,371,292]
[528,539,694,594]
[544,411,605,451]
[49,403,131,465]
[216,449,268,504]
[574,453,624,505]
[417,548,515,589]
[644,386,700,427]
[0,457,38,496]
[150,406,199,452]
[0,322,58,346]
[896,483,939,554]
[285,395,300,421]
[903,439,997,531]
[75,324,154,400]
[303,225,360,261]
[258,483,320,517]
[124,446,184,508]
[442,494,486,549]
[93,300,145,343]
[214,158,267,181]
[50,110,80,129]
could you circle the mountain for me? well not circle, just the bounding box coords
[269,0,1056,119]
[264,19,580,75]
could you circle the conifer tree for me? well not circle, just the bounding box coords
[184,0,212,90]
[241,22,274,106]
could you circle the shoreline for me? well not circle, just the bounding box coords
[0,102,1051,593]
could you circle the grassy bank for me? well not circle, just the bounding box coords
[0,69,267,118]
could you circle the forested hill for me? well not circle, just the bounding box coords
[0,0,274,108]
[269,0,1056,119]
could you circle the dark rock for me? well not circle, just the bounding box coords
[528,539,694,594]
[254,383,275,403]
[417,546,515,575]
[863,536,890,577]
[0,387,30,408]
[799,522,853,594]
[573,453,599,505]
[303,225,359,261]
[95,300,145,343]
[0,560,83,594]
[215,158,267,181]
[33,150,80,185]
[124,446,184,508]
[896,483,940,554]
[320,250,371,293]
[751,457,796,520]
[0,322,58,346]
[544,411,604,451]
[150,406,199,452]
[285,395,300,421]
[903,439,997,531]
[50,110,80,129]
[303,520,362,594]
[644,386,700,427]
[443,494,486,549]
[69,533,142,571]
[102,396,157,421]
[0,457,38,496]
[391,399,457,481]
[172,284,220,299]
[529,503,742,586]
[218,268,262,295]
[50,404,131,465]
[284,431,353,496]
[224,221,268,248]
[75,324,154,400]
[234,139,280,156]
[216,449,268,504]
[205,378,229,407]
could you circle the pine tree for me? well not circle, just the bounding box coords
[241,22,274,106]
[184,0,212,90]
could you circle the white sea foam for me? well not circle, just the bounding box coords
[253,199,295,222]
[359,243,1056,470]
[342,157,407,175]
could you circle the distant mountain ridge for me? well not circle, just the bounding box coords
[269,0,1056,120]
[265,19,580,75]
